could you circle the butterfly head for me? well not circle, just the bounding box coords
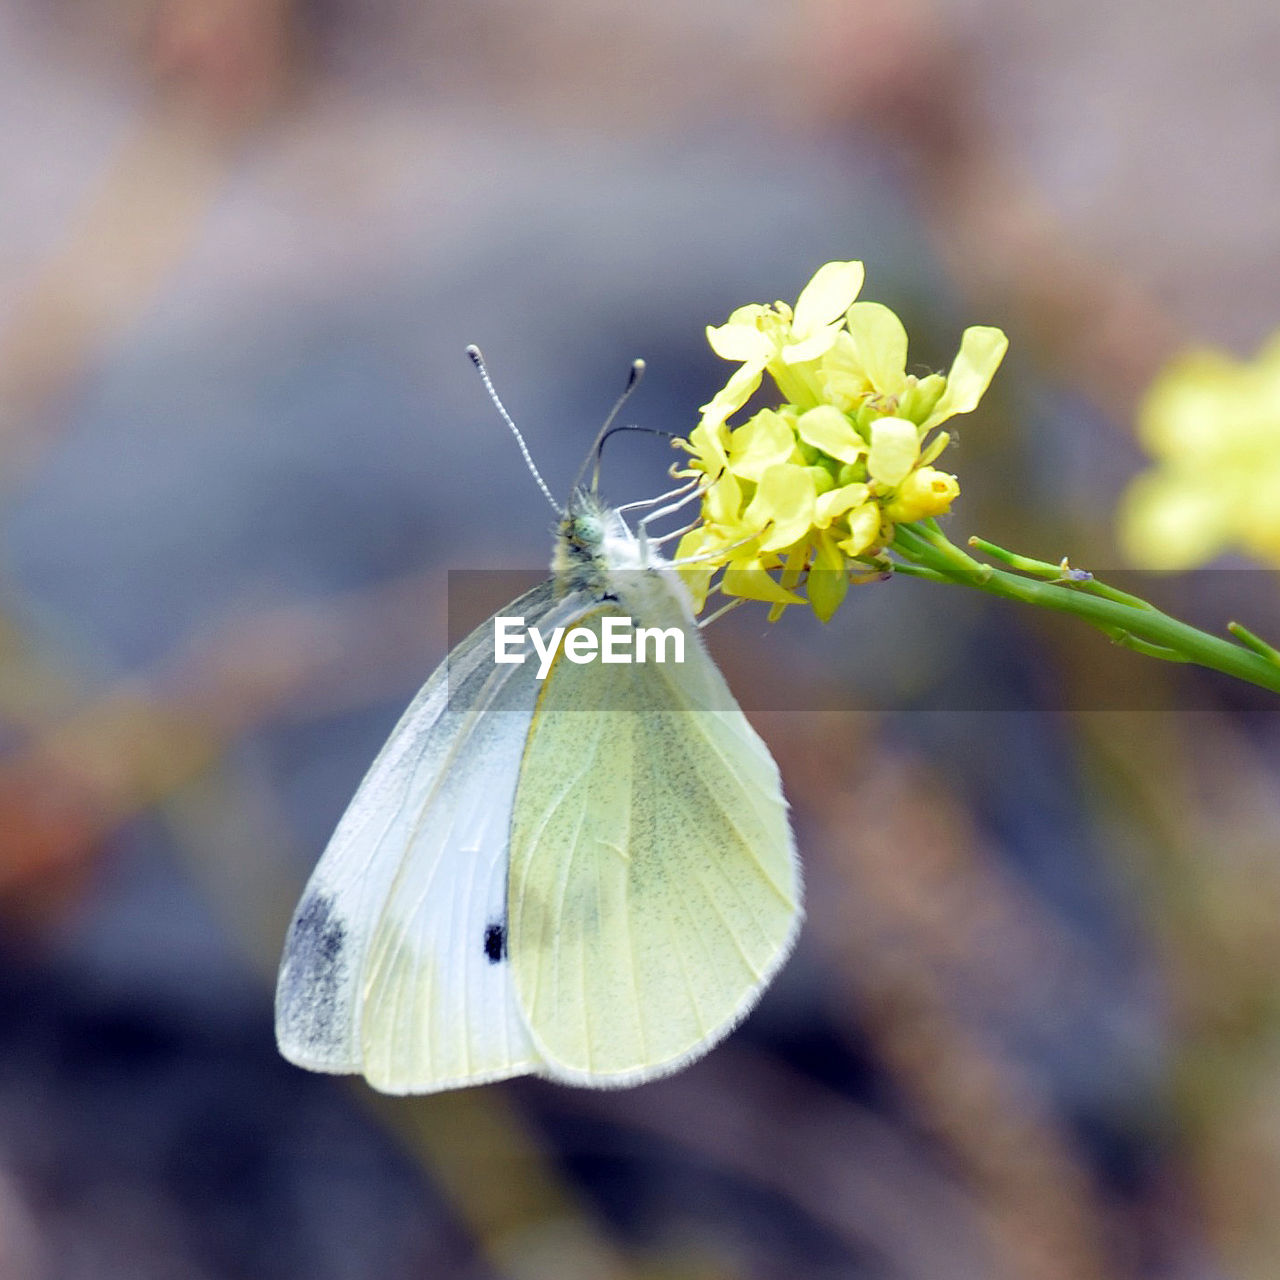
[553,492,643,579]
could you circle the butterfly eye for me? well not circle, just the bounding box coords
[573,515,602,544]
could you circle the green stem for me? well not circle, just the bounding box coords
[889,525,1280,698]
[894,522,988,578]
[966,536,1152,610]
[1101,629,1190,663]
[883,559,951,584]
[1228,621,1280,668]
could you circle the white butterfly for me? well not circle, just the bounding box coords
[274,352,802,1093]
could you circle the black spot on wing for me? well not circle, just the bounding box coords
[277,893,349,1044]
[483,922,507,964]
[294,894,346,964]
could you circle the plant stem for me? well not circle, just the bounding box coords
[1228,621,1280,668]
[890,525,1280,697]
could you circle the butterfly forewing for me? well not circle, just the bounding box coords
[275,582,591,1093]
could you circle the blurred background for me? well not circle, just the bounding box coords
[2,1,1279,1277]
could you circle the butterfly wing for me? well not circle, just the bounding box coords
[275,580,593,1094]
[507,579,801,1086]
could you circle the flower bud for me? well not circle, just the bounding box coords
[883,467,960,522]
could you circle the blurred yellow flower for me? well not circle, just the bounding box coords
[1120,333,1280,568]
[676,261,1007,621]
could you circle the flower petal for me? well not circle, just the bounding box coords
[806,532,849,622]
[795,405,866,463]
[685,419,730,471]
[727,409,800,481]
[837,502,883,557]
[818,330,874,412]
[722,560,807,604]
[706,309,773,362]
[700,361,764,428]
[781,324,843,365]
[792,261,865,338]
[745,463,818,551]
[923,325,1009,429]
[673,532,718,610]
[844,301,909,396]
[704,471,744,525]
[814,481,870,527]
[867,415,920,486]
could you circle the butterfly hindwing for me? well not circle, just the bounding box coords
[507,575,801,1087]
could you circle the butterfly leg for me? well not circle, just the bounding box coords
[613,475,701,517]
[647,517,701,548]
[636,483,710,560]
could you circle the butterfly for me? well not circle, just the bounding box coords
[274,350,802,1093]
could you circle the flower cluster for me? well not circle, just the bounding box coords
[1119,332,1280,569]
[674,261,1008,620]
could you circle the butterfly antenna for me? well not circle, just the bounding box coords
[466,345,562,515]
[572,358,646,496]
[599,424,681,450]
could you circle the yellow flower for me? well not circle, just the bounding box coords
[821,303,1007,434]
[701,261,866,427]
[883,467,961,523]
[743,464,818,550]
[725,409,800,480]
[1120,333,1280,568]
[796,405,866,464]
[676,260,1007,621]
